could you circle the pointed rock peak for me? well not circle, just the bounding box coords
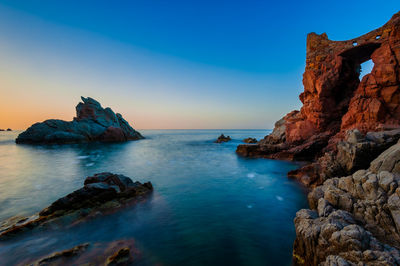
[80,96,102,108]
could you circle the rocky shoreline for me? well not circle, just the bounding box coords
[16,97,143,144]
[236,11,400,265]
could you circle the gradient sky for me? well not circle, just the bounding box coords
[0,1,398,129]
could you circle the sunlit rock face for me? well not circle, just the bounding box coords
[16,97,143,144]
[237,11,400,187]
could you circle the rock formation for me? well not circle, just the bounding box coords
[16,97,143,144]
[25,239,139,265]
[6,128,11,131]
[233,11,400,265]
[0,172,153,239]
[237,11,400,187]
[243,137,258,143]
[293,140,400,265]
[215,134,231,143]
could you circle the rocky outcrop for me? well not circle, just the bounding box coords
[243,137,258,143]
[215,134,231,143]
[16,97,143,144]
[237,11,400,169]
[6,128,11,131]
[289,128,400,187]
[293,140,400,265]
[0,172,153,239]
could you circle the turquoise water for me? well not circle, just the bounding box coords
[0,130,307,265]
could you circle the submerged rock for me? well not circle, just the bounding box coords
[215,134,231,143]
[0,172,153,239]
[16,97,143,144]
[27,239,138,266]
[243,137,258,144]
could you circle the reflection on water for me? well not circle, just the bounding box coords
[0,130,307,265]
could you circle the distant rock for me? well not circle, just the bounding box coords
[0,172,153,239]
[6,128,11,131]
[215,134,231,143]
[16,97,143,144]
[0,129,4,131]
[243,137,258,144]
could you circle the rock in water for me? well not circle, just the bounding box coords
[243,137,258,144]
[16,97,143,144]
[215,134,231,143]
[0,172,153,239]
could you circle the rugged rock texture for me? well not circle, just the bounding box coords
[0,172,153,239]
[16,97,143,144]
[237,11,400,169]
[289,128,400,187]
[215,134,231,143]
[293,140,400,265]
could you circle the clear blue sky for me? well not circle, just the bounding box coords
[0,1,398,129]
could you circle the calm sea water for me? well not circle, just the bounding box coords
[0,129,307,265]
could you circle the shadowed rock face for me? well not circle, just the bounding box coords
[16,97,143,144]
[237,11,400,186]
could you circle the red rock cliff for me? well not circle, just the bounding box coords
[237,11,400,186]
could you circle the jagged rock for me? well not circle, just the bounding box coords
[294,141,400,265]
[0,173,153,239]
[289,129,400,187]
[237,11,400,171]
[243,137,258,144]
[16,97,143,144]
[215,134,231,143]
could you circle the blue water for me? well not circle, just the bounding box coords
[0,129,307,265]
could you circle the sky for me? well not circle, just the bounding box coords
[0,1,398,130]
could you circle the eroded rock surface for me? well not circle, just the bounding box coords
[294,141,400,265]
[237,12,400,174]
[16,97,143,144]
[0,172,153,239]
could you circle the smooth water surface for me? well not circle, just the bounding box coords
[0,130,307,265]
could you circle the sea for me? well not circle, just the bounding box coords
[0,129,308,265]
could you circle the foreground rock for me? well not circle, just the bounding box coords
[25,239,138,266]
[293,141,400,265]
[237,11,400,182]
[16,97,143,144]
[0,172,152,239]
[215,134,231,143]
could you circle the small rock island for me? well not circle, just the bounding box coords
[215,134,231,143]
[16,97,143,144]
